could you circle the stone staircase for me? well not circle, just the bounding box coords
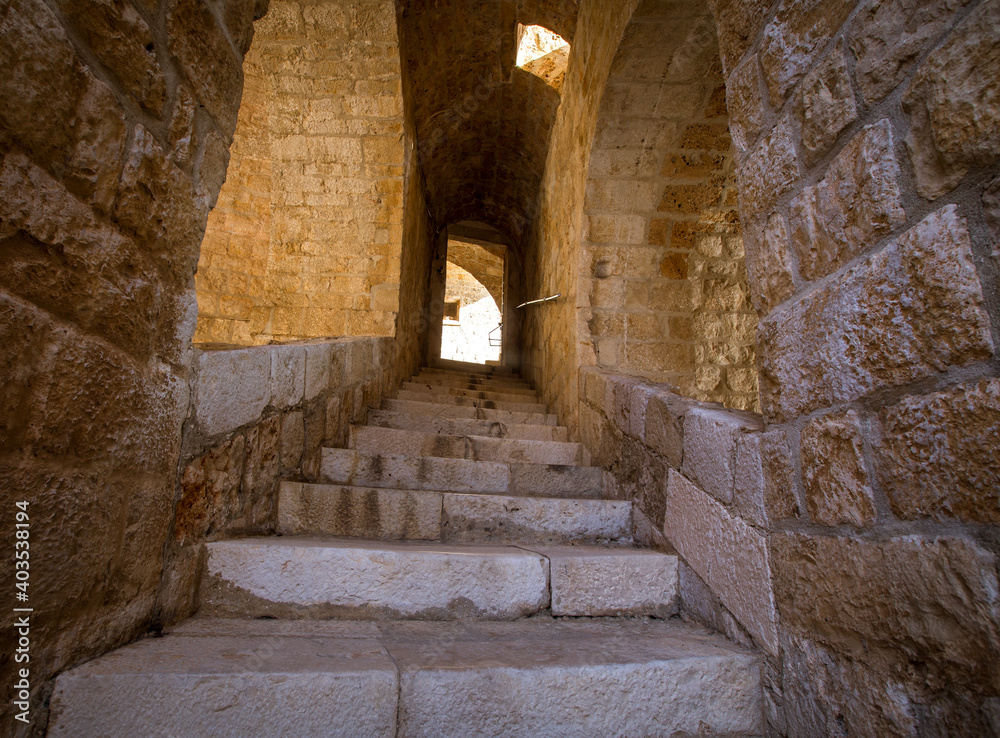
[47,361,763,736]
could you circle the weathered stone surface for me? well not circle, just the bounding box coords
[664,470,779,654]
[790,120,905,280]
[759,205,994,420]
[798,40,858,162]
[801,409,877,527]
[195,348,270,435]
[985,177,1000,275]
[726,55,765,152]
[771,531,1000,689]
[279,482,442,539]
[270,344,306,406]
[396,389,547,414]
[202,537,550,619]
[48,626,398,737]
[903,0,1000,198]
[678,561,756,651]
[759,0,857,106]
[782,633,919,738]
[538,546,678,617]
[442,493,631,545]
[57,0,166,113]
[738,117,799,222]
[745,213,796,314]
[382,398,557,426]
[682,406,761,504]
[850,0,974,104]
[366,409,568,442]
[875,378,1000,523]
[387,619,763,738]
[642,389,687,468]
[174,435,246,545]
[167,0,243,134]
[710,0,772,72]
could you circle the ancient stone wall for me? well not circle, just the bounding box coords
[0,0,264,730]
[159,336,395,625]
[579,4,758,411]
[193,0,405,344]
[446,239,505,310]
[718,0,1000,731]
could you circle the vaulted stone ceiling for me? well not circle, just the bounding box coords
[396,0,578,247]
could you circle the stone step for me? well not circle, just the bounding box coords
[396,389,547,415]
[382,398,558,426]
[349,425,584,465]
[400,381,540,405]
[411,379,539,398]
[321,448,603,498]
[418,368,528,386]
[413,372,537,394]
[429,358,519,377]
[366,409,570,442]
[278,482,632,545]
[49,619,762,738]
[198,537,678,619]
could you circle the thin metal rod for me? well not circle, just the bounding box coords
[515,293,561,309]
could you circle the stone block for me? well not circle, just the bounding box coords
[801,410,877,527]
[738,117,799,222]
[682,406,761,504]
[280,410,304,475]
[270,344,306,407]
[726,55,765,152]
[167,0,243,134]
[663,470,779,654]
[798,40,858,162]
[712,0,772,72]
[758,205,994,421]
[537,547,678,617]
[850,0,974,104]
[303,341,333,400]
[770,531,1000,689]
[202,538,550,619]
[642,390,687,468]
[790,120,905,280]
[195,348,270,436]
[174,435,246,545]
[903,0,1000,198]
[875,378,1000,523]
[744,214,796,314]
[759,0,857,106]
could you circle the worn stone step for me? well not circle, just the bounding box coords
[278,482,632,545]
[429,358,519,377]
[413,372,537,394]
[366,409,570,442]
[349,425,584,465]
[49,619,762,738]
[396,389,547,415]
[401,381,540,405]
[200,537,677,619]
[199,537,551,619]
[382,398,558,426]
[321,448,603,498]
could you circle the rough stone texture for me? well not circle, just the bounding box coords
[745,212,796,314]
[539,546,679,617]
[278,482,442,539]
[682,406,761,504]
[738,117,800,223]
[48,626,399,737]
[903,0,1000,198]
[801,409,878,527]
[798,40,858,163]
[790,120,906,280]
[442,494,631,545]
[663,470,779,655]
[875,378,1000,523]
[771,531,1000,694]
[195,348,271,435]
[850,0,975,105]
[759,205,995,420]
[726,55,765,152]
[388,619,762,738]
[759,0,857,107]
[202,537,550,619]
